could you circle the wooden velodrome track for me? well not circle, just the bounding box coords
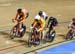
[0,0,75,54]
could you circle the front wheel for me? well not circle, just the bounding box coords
[28,32,33,47]
[10,27,18,39]
[66,30,73,40]
[66,33,73,40]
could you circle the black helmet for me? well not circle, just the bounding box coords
[50,16,54,20]
[17,8,22,14]
[38,11,43,16]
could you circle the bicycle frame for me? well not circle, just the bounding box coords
[32,27,40,41]
[44,27,56,42]
[10,21,26,39]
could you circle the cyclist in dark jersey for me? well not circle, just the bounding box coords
[47,16,58,33]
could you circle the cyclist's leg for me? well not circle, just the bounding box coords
[35,31,40,41]
[48,26,53,35]
[52,26,55,31]
[19,21,24,32]
[50,27,56,41]
[13,22,19,35]
[40,30,43,40]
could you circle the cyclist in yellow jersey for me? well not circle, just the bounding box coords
[31,17,45,32]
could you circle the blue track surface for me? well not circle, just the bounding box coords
[37,41,75,54]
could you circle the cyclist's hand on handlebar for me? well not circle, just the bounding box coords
[12,19,15,23]
[30,26,33,29]
[17,19,21,22]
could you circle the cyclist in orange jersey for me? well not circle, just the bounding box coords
[12,8,29,31]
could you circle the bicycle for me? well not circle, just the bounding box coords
[66,29,75,40]
[10,20,26,39]
[44,27,56,43]
[28,27,41,47]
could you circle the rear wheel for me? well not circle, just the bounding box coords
[44,30,56,42]
[28,28,40,47]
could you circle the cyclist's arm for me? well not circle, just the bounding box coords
[39,23,45,31]
[31,20,36,27]
[20,15,25,22]
[12,13,18,22]
[22,9,29,19]
[26,12,29,19]
[39,19,45,31]
[14,13,18,20]
[43,11,47,18]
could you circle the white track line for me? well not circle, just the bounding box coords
[0,3,11,7]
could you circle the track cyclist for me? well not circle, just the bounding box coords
[46,16,58,42]
[31,14,45,43]
[68,18,75,36]
[12,8,29,32]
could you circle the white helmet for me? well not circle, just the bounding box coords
[35,15,40,20]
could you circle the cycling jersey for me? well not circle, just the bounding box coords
[14,9,28,23]
[31,17,45,31]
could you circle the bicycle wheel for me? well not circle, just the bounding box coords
[50,30,56,42]
[66,30,73,40]
[44,31,49,43]
[44,30,56,42]
[66,33,73,40]
[28,32,33,47]
[28,28,40,46]
[10,26,18,39]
